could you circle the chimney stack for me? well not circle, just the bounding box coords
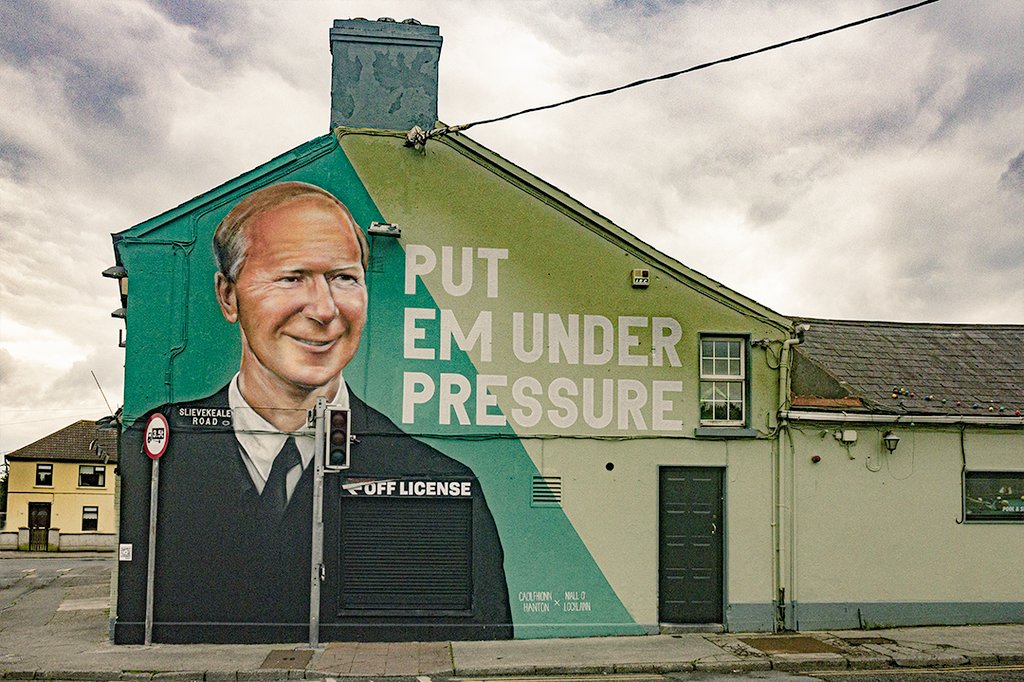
[330,18,442,132]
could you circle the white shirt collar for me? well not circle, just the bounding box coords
[228,373,349,494]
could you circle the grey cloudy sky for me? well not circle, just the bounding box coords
[1,0,1022,453]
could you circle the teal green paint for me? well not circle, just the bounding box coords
[117,135,343,420]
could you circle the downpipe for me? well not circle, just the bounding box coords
[773,325,806,631]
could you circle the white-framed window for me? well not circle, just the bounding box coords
[965,472,1024,522]
[699,337,746,426]
[36,463,53,487]
[82,506,99,532]
[79,465,105,488]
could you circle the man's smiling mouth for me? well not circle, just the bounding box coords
[290,335,336,348]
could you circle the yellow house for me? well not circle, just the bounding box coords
[2,420,117,551]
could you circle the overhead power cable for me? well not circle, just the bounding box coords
[414,0,941,144]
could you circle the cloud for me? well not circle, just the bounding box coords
[1,0,1022,452]
[1000,151,1024,194]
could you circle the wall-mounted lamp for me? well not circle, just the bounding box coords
[368,221,401,238]
[103,265,129,296]
[882,431,901,453]
[102,265,127,279]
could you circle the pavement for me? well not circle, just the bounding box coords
[2,552,1024,680]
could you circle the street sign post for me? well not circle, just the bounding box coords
[142,413,169,646]
[308,398,326,648]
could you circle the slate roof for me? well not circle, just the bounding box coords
[791,318,1024,417]
[6,420,118,463]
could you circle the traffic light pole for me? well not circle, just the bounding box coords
[308,397,327,649]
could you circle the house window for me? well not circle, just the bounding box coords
[699,337,746,425]
[79,465,106,488]
[82,506,99,532]
[965,472,1024,522]
[36,463,53,487]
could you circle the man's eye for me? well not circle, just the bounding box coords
[277,276,301,284]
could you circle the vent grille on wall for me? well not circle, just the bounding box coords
[532,476,562,507]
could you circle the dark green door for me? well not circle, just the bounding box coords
[659,467,723,623]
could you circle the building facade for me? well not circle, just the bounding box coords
[2,420,118,551]
[106,19,1023,644]
[781,319,1024,629]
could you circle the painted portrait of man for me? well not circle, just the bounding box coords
[119,182,511,643]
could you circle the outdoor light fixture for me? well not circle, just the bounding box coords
[102,265,127,279]
[103,265,129,295]
[368,221,401,238]
[882,431,901,453]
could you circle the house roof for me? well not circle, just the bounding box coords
[6,420,118,463]
[791,318,1024,417]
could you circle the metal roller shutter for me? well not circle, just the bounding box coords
[338,495,473,613]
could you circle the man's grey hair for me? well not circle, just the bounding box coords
[213,181,369,281]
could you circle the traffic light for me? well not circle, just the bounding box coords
[325,407,351,469]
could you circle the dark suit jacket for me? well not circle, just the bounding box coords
[117,383,512,643]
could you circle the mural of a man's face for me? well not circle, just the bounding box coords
[215,197,367,401]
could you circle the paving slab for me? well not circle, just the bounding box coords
[452,634,729,675]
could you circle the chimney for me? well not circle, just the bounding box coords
[330,18,442,132]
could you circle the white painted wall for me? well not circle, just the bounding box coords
[788,424,1024,604]
[543,436,774,628]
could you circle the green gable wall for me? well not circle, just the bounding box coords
[115,130,789,637]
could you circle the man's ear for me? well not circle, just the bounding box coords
[214,272,239,323]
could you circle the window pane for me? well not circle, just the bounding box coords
[699,338,746,426]
[82,506,98,532]
[965,472,1024,521]
[79,465,105,487]
[36,464,52,486]
[701,338,743,378]
[700,380,744,425]
[700,383,713,401]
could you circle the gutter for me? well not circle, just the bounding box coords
[780,411,1024,426]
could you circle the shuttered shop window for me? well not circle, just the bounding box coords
[338,496,473,613]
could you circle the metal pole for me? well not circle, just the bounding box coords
[308,397,326,648]
[144,457,159,646]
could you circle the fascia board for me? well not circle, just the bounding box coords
[781,410,1024,427]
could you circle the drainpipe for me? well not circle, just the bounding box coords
[772,323,807,631]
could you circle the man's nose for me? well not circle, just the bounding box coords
[303,276,339,323]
